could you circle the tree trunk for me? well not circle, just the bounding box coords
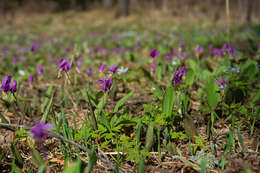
[117,0,130,17]
[162,0,168,14]
[103,0,113,8]
[246,0,253,24]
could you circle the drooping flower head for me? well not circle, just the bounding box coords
[1,76,12,92]
[28,74,34,84]
[209,44,214,52]
[30,122,53,141]
[86,68,93,76]
[1,76,17,93]
[59,59,72,72]
[100,63,107,73]
[9,80,17,93]
[165,54,172,61]
[98,77,112,93]
[173,66,187,84]
[109,65,118,73]
[29,44,37,52]
[37,65,44,75]
[215,76,226,89]
[213,48,223,57]
[77,56,83,70]
[194,45,203,55]
[177,52,187,59]
[150,63,156,72]
[150,49,160,58]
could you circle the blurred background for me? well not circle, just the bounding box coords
[0,0,259,27]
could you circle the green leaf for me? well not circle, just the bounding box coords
[137,159,145,173]
[205,78,220,111]
[37,165,45,173]
[113,91,133,113]
[135,119,142,143]
[63,158,82,173]
[162,87,175,118]
[87,146,97,173]
[185,68,195,86]
[145,124,154,151]
[31,148,44,168]
[11,143,23,168]
[41,92,54,123]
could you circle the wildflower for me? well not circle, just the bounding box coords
[117,66,128,75]
[28,74,34,84]
[178,43,185,49]
[228,47,236,54]
[30,122,53,141]
[194,45,203,55]
[86,68,93,76]
[209,44,214,52]
[213,48,223,57]
[77,57,83,70]
[215,76,226,89]
[258,43,260,50]
[13,56,17,64]
[150,49,159,58]
[100,63,107,73]
[150,63,156,72]
[59,59,72,72]
[9,80,17,93]
[98,47,107,54]
[1,76,12,92]
[37,65,44,75]
[165,54,172,61]
[173,66,187,84]
[29,44,37,52]
[222,43,230,51]
[18,70,25,76]
[177,52,187,59]
[109,65,118,73]
[98,77,112,93]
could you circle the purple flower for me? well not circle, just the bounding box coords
[30,122,53,141]
[215,76,226,89]
[165,54,172,61]
[1,76,12,92]
[173,66,187,84]
[177,52,187,59]
[13,56,18,64]
[77,57,83,70]
[98,77,112,93]
[194,45,203,54]
[150,49,160,58]
[150,63,156,72]
[59,59,72,71]
[258,43,260,50]
[100,63,107,73]
[178,43,185,49]
[209,44,214,52]
[98,47,107,54]
[86,68,93,76]
[109,65,118,73]
[228,47,236,54]
[222,43,230,51]
[28,74,34,84]
[29,44,37,52]
[213,48,223,57]
[9,80,17,93]
[37,65,44,75]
